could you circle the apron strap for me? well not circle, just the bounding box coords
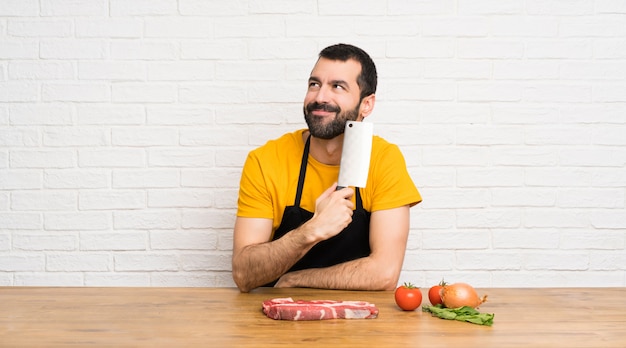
[294,134,311,207]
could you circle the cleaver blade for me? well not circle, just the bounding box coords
[337,121,373,189]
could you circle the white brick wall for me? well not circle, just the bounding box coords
[1,0,625,288]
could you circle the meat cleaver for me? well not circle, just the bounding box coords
[337,121,373,189]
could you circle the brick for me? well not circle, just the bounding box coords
[78,61,146,80]
[10,149,75,168]
[113,210,180,230]
[422,230,490,249]
[215,149,249,168]
[216,17,283,38]
[491,188,557,207]
[458,82,522,102]
[490,16,558,37]
[390,39,455,58]
[558,189,624,208]
[457,209,521,228]
[493,61,560,80]
[526,168,592,187]
[44,169,109,189]
[148,148,215,168]
[422,147,489,166]
[592,169,626,187]
[0,213,42,230]
[420,103,490,124]
[179,0,246,15]
[147,106,213,125]
[182,209,234,229]
[150,272,215,287]
[110,0,177,16]
[148,189,213,208]
[593,84,626,102]
[45,212,111,231]
[561,16,626,37]
[458,0,523,14]
[0,128,39,146]
[80,231,147,251]
[492,229,560,249]
[215,61,283,81]
[561,61,626,80]
[151,230,217,250]
[9,61,75,80]
[213,189,238,209]
[180,127,248,146]
[0,170,42,189]
[524,252,589,270]
[459,39,524,58]
[47,253,110,272]
[590,251,626,270]
[14,273,84,286]
[112,83,177,103]
[147,61,215,81]
[493,105,560,124]
[79,191,146,210]
[421,17,489,37]
[526,40,592,59]
[179,83,247,104]
[145,17,214,38]
[492,147,558,166]
[591,210,626,228]
[13,233,76,251]
[457,126,523,145]
[249,0,315,14]
[181,41,246,60]
[77,105,145,125]
[560,148,624,167]
[421,61,492,79]
[354,19,420,37]
[525,209,589,228]
[0,40,38,59]
[525,126,590,145]
[594,39,626,58]
[78,149,146,168]
[0,255,45,271]
[112,127,178,146]
[42,83,110,102]
[0,0,39,16]
[181,169,242,188]
[388,0,454,15]
[384,82,455,101]
[112,169,179,188]
[40,39,106,59]
[402,251,455,271]
[180,253,231,271]
[526,0,594,15]
[75,18,143,38]
[114,253,178,271]
[561,230,625,249]
[110,40,178,60]
[11,191,77,211]
[0,82,39,102]
[41,0,106,16]
[456,251,523,270]
[44,127,110,147]
[8,19,73,37]
[420,188,489,209]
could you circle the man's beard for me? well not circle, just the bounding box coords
[303,102,359,139]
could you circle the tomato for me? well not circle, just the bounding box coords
[394,282,423,311]
[428,279,447,306]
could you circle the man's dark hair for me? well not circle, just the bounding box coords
[319,43,377,100]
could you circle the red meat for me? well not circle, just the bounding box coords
[262,297,379,321]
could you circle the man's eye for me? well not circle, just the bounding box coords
[334,84,345,90]
[309,82,320,88]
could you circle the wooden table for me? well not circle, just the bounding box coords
[1,287,625,347]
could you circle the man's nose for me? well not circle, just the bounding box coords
[313,85,331,103]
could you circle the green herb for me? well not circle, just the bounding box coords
[422,304,494,326]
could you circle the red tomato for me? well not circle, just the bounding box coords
[428,279,447,306]
[394,283,423,311]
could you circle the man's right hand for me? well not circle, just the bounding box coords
[306,183,355,241]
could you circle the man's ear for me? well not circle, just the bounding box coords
[359,94,376,120]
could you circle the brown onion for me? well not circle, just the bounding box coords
[441,282,487,309]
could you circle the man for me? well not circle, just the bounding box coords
[232,43,421,293]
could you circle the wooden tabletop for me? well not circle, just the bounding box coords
[1,287,625,347]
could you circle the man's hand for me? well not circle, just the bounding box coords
[305,183,355,242]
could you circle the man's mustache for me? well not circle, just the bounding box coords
[306,102,340,113]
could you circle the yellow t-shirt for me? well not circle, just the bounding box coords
[237,129,422,234]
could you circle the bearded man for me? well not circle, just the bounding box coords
[232,44,421,292]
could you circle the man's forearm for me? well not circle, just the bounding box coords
[276,257,400,291]
[232,225,317,292]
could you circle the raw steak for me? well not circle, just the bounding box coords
[262,297,379,321]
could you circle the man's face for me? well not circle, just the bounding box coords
[303,57,363,139]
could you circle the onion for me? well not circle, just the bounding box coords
[441,282,487,309]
